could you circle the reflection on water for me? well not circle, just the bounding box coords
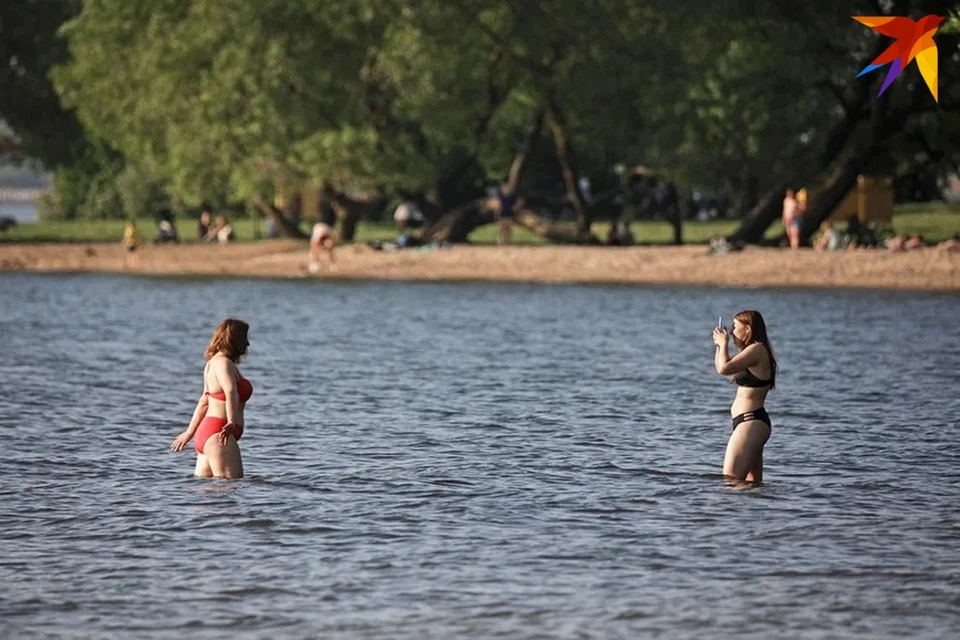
[1,273,959,639]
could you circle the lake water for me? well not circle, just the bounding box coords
[0,202,38,223]
[1,273,959,639]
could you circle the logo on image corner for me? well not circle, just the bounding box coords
[852,15,943,103]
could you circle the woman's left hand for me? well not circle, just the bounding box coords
[218,422,238,446]
[712,327,729,347]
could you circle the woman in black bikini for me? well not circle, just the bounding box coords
[713,309,777,482]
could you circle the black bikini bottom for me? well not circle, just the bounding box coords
[732,407,771,431]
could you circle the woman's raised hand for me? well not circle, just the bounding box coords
[712,326,729,347]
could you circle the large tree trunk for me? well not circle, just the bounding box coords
[253,195,308,239]
[515,208,599,244]
[546,97,592,239]
[727,185,789,246]
[670,202,683,245]
[797,98,892,245]
[324,189,388,241]
[796,157,866,245]
[425,197,496,243]
[423,103,601,245]
[725,28,899,245]
[424,107,545,243]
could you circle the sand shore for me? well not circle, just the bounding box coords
[1,241,958,290]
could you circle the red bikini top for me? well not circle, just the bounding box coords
[207,378,253,403]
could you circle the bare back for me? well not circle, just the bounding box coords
[203,355,245,425]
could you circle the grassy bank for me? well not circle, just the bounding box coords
[3,202,958,245]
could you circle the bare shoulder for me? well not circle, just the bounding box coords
[741,343,768,365]
[751,343,773,370]
[210,354,240,377]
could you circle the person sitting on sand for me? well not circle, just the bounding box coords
[844,214,880,249]
[884,234,907,251]
[393,200,425,233]
[208,215,234,244]
[606,220,623,246]
[198,210,212,241]
[903,234,926,250]
[936,233,960,253]
[813,220,843,251]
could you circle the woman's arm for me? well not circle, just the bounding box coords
[716,343,765,376]
[171,388,209,452]
[184,393,209,437]
[212,358,240,425]
[714,336,730,375]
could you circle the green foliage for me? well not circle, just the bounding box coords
[37,143,123,220]
[37,0,960,227]
[115,164,170,220]
[943,9,960,34]
[0,0,87,167]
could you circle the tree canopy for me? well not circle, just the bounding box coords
[12,0,959,237]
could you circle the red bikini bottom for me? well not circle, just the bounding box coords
[194,416,243,454]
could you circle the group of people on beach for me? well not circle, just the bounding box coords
[173,311,778,485]
[197,209,236,244]
[785,188,959,252]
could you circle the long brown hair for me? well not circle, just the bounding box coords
[204,318,249,363]
[733,309,777,389]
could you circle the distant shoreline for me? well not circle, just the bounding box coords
[2,241,958,291]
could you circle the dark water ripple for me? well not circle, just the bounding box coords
[1,273,959,639]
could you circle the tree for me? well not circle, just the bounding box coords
[727,0,960,245]
[51,0,960,243]
[0,0,88,167]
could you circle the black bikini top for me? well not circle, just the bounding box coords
[734,368,772,388]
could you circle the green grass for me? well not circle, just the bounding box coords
[760,201,960,244]
[879,202,960,243]
[3,201,959,244]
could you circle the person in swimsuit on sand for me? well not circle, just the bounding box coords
[713,309,778,483]
[171,318,253,478]
[308,219,337,273]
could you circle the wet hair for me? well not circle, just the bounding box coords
[204,318,249,363]
[733,309,777,389]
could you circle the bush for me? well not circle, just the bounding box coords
[116,164,170,220]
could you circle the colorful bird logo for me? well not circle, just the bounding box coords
[853,15,943,102]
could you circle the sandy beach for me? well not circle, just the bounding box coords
[1,241,958,290]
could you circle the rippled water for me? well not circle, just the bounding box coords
[1,272,959,639]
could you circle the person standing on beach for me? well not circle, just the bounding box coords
[713,310,777,483]
[171,318,253,479]
[496,183,523,246]
[308,220,337,273]
[782,189,800,249]
[122,220,140,267]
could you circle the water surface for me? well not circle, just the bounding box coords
[1,273,959,639]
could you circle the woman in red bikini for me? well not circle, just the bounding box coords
[171,318,253,478]
[713,310,777,483]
